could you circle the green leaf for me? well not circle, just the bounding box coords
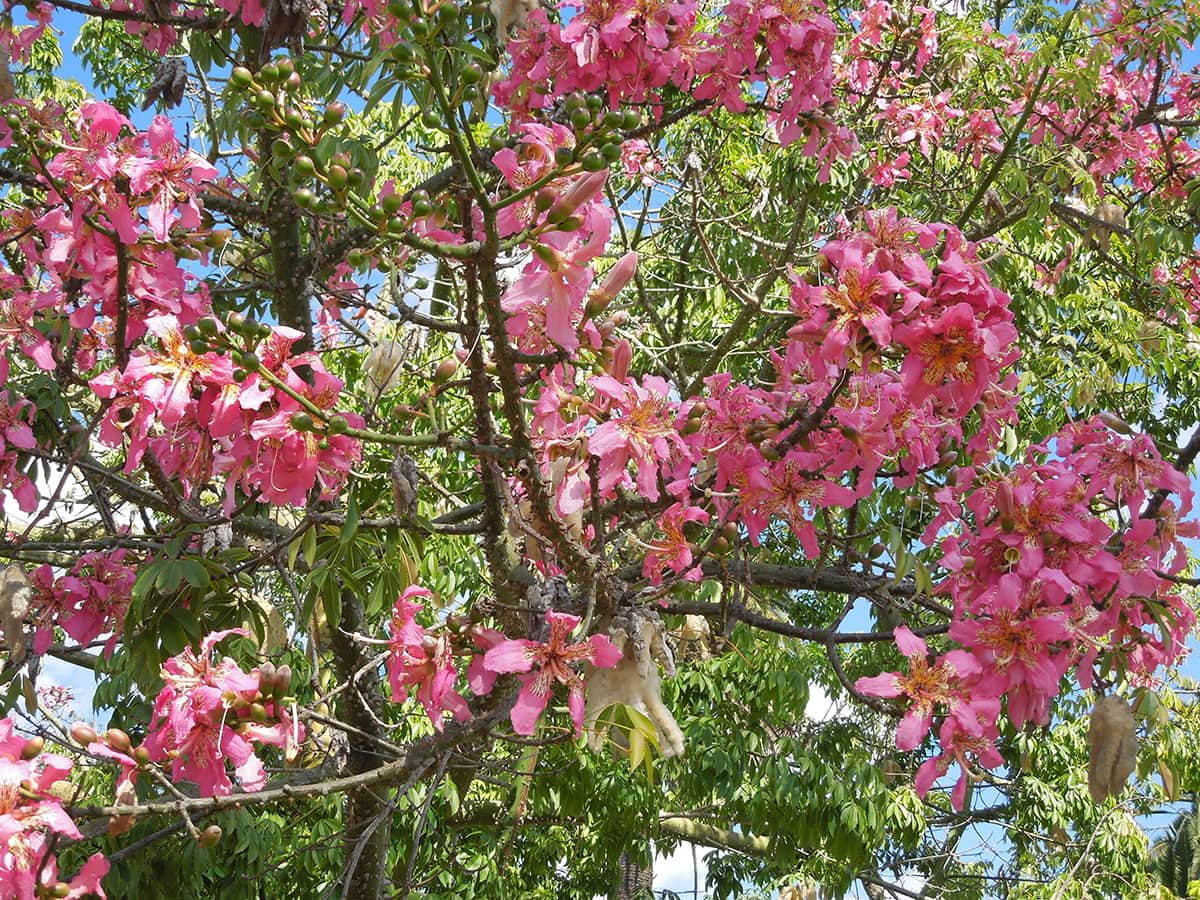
[180,559,210,590]
[340,493,359,546]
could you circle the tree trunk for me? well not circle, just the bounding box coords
[330,589,392,900]
[613,851,653,900]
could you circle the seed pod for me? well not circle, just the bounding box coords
[1087,694,1137,804]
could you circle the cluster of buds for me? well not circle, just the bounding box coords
[248,661,295,722]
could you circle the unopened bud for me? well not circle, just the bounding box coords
[1098,412,1134,435]
[586,251,638,318]
[994,481,1015,530]
[273,665,292,699]
[197,825,223,848]
[20,736,44,760]
[546,169,608,225]
[257,661,277,692]
[106,729,132,754]
[71,723,98,746]
[433,357,459,384]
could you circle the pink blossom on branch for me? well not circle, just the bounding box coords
[0,717,109,898]
[483,610,622,735]
[386,586,472,730]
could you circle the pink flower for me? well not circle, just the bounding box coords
[386,586,472,731]
[855,626,981,750]
[142,630,292,797]
[121,115,217,241]
[483,610,622,735]
[587,374,691,500]
[643,503,709,585]
[913,714,1003,810]
[0,717,108,898]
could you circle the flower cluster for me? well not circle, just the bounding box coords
[519,210,1020,585]
[29,550,136,657]
[0,391,36,514]
[859,418,1196,807]
[143,630,302,797]
[494,0,850,158]
[0,718,109,899]
[385,589,620,736]
[90,317,362,509]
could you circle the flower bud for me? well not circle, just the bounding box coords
[70,723,98,746]
[1098,412,1134,435]
[546,170,608,225]
[257,661,277,693]
[433,357,459,384]
[106,728,132,754]
[586,251,638,317]
[272,665,292,700]
[20,736,43,760]
[198,825,223,848]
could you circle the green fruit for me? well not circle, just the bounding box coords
[290,412,314,432]
[327,165,349,190]
[570,107,592,131]
[295,155,316,177]
[188,339,208,355]
[601,142,622,162]
[382,193,404,215]
[255,90,276,111]
[602,110,623,130]
[554,147,574,166]
[230,66,254,88]
[580,151,606,172]
[462,63,483,84]
[260,63,280,83]
[183,324,203,341]
[324,102,347,125]
[241,352,261,372]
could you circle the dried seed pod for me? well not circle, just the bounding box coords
[0,564,31,665]
[142,57,189,110]
[1087,694,1137,804]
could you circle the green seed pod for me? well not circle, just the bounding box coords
[230,66,255,89]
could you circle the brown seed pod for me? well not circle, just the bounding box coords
[1087,694,1137,804]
